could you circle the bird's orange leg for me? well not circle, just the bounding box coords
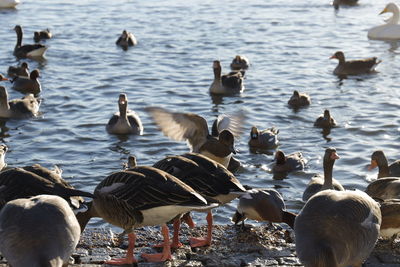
[142,224,172,262]
[190,211,213,247]
[105,232,137,265]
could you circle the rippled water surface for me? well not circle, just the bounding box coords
[0,0,399,228]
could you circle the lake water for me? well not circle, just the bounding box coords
[0,0,399,228]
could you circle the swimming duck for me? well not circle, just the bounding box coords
[106,93,143,135]
[272,150,305,173]
[314,109,337,128]
[248,126,279,150]
[0,0,19,8]
[0,145,7,171]
[368,3,400,40]
[232,187,296,229]
[332,0,358,9]
[0,195,81,267]
[330,51,381,76]
[14,25,47,58]
[209,60,244,95]
[7,62,29,78]
[368,150,400,178]
[295,189,381,267]
[0,86,40,119]
[116,30,137,50]
[11,69,41,95]
[146,106,243,169]
[33,29,53,42]
[123,155,137,170]
[230,55,250,71]
[302,148,344,201]
[77,167,211,264]
[287,90,311,108]
[365,177,400,200]
[153,153,246,248]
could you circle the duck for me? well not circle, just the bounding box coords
[332,0,358,9]
[0,0,19,8]
[153,153,246,248]
[13,25,48,58]
[106,93,143,135]
[365,177,400,200]
[123,155,137,170]
[377,199,400,238]
[116,30,137,50]
[33,29,53,43]
[0,86,40,119]
[145,106,244,170]
[7,62,29,78]
[295,189,381,267]
[230,55,250,71]
[302,148,344,202]
[76,166,212,264]
[330,51,381,76]
[0,145,7,171]
[368,3,400,40]
[314,109,337,128]
[272,150,305,173]
[368,150,400,178]
[11,69,41,95]
[209,60,244,95]
[287,90,311,108]
[248,126,279,150]
[231,187,296,229]
[0,195,81,267]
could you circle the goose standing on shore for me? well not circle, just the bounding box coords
[368,3,400,40]
[209,60,244,95]
[330,51,381,76]
[368,150,400,178]
[0,86,39,119]
[11,69,41,95]
[13,25,47,58]
[7,62,29,78]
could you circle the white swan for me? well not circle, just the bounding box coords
[368,3,400,40]
[0,0,19,8]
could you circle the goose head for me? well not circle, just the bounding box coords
[330,51,345,63]
[219,130,236,154]
[21,62,29,71]
[213,60,222,79]
[323,109,331,119]
[368,150,388,171]
[14,25,22,34]
[30,69,40,80]
[275,150,286,165]
[250,126,259,139]
[324,147,340,164]
[118,93,129,116]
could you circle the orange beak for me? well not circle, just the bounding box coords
[1,77,8,81]
[329,55,336,59]
[368,159,378,171]
[330,152,340,160]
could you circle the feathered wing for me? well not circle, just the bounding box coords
[214,111,246,138]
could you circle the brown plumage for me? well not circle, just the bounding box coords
[11,69,41,95]
[330,51,381,76]
[314,109,337,128]
[0,86,40,119]
[209,60,244,95]
[13,25,47,58]
[7,62,29,78]
[272,150,305,173]
[368,150,400,178]
[33,29,52,42]
[287,90,311,108]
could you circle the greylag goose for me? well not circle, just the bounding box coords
[0,195,81,267]
[365,177,400,200]
[272,150,305,173]
[232,187,296,229]
[106,93,143,135]
[368,150,400,178]
[314,109,337,128]
[33,29,52,42]
[0,145,7,171]
[0,86,40,119]
[330,51,381,76]
[230,55,250,71]
[13,25,47,58]
[11,69,41,95]
[116,30,137,50]
[377,199,400,238]
[302,148,344,201]
[295,190,381,267]
[287,90,311,108]
[145,106,244,169]
[209,60,244,95]
[153,153,246,247]
[248,126,279,150]
[7,62,29,78]
[368,3,400,40]
[77,166,212,264]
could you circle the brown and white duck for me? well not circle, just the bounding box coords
[106,93,143,135]
[230,55,250,71]
[116,30,137,50]
[0,195,81,267]
[11,69,41,95]
[0,86,40,119]
[13,25,48,58]
[287,90,311,108]
[248,126,279,150]
[314,109,337,128]
[368,150,400,178]
[33,29,52,42]
[295,189,381,267]
[272,150,305,173]
[153,153,246,248]
[302,148,344,201]
[330,51,381,76]
[7,62,29,78]
[209,60,244,95]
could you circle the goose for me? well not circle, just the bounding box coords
[0,86,40,119]
[231,187,296,229]
[33,29,52,42]
[368,150,400,178]
[0,0,19,8]
[76,166,213,264]
[295,190,381,267]
[7,62,29,78]
[314,109,337,128]
[332,0,358,9]
[272,150,305,173]
[302,148,344,202]
[13,25,47,58]
[106,93,143,135]
[116,30,137,50]
[368,3,400,40]
[153,153,246,248]
[145,106,244,170]
[248,126,279,150]
[0,195,80,267]
[365,177,400,200]
[209,60,244,95]
[287,90,311,108]
[330,51,381,76]
[230,55,250,71]
[11,69,41,95]
[377,199,400,238]
[0,145,7,171]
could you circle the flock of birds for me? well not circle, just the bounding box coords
[0,1,400,267]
